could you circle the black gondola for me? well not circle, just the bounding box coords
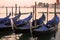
[12,13,46,34]
[32,13,45,26]
[0,13,11,24]
[33,14,59,37]
[0,12,21,29]
[0,12,21,38]
[12,12,32,34]
[16,12,32,27]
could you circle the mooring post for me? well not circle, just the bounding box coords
[54,3,56,16]
[32,6,34,21]
[54,3,56,38]
[6,7,8,16]
[18,6,21,20]
[35,2,37,27]
[15,4,17,16]
[54,3,56,22]
[19,6,20,13]
[12,7,13,16]
[47,3,49,22]
[19,6,21,15]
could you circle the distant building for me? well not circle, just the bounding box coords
[38,2,47,8]
[49,4,55,8]
[56,0,59,5]
[49,0,60,8]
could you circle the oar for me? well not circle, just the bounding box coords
[29,19,34,40]
[11,18,18,40]
[11,4,18,40]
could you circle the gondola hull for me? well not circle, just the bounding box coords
[16,12,32,27]
[33,27,57,37]
[14,25,33,34]
[32,13,45,26]
[14,28,30,34]
[13,13,32,34]
[0,26,13,38]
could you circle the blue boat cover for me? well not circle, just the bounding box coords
[0,13,11,22]
[0,13,11,24]
[54,15,59,24]
[46,14,59,28]
[16,12,32,25]
[13,12,21,21]
[38,13,45,24]
[34,25,48,31]
[33,14,59,32]
[32,13,45,26]
[46,15,59,25]
[0,12,21,28]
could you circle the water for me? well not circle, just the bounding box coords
[0,8,60,40]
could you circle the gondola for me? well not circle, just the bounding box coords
[16,12,32,27]
[33,14,59,37]
[0,13,11,21]
[0,13,11,24]
[0,13,12,38]
[12,12,33,34]
[13,13,46,34]
[46,14,59,31]
[0,12,21,38]
[32,13,45,26]
[0,12,21,29]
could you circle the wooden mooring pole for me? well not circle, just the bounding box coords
[32,6,34,21]
[19,6,20,13]
[35,2,37,27]
[6,7,8,16]
[12,7,13,16]
[54,3,56,23]
[54,3,56,16]
[54,3,57,38]
[15,4,17,16]
[47,3,49,22]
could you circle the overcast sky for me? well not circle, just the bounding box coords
[0,0,56,6]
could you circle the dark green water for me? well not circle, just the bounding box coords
[0,28,59,40]
[18,33,56,40]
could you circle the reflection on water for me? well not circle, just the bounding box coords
[18,32,57,40]
[19,33,31,40]
[37,33,55,40]
[0,31,57,40]
[18,23,60,40]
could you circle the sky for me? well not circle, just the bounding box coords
[0,0,56,7]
